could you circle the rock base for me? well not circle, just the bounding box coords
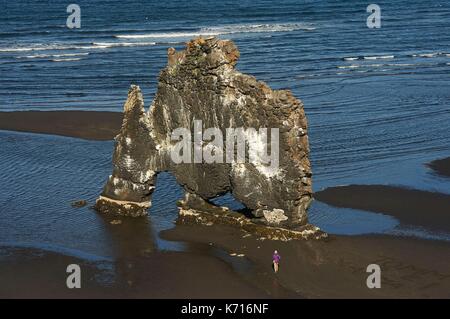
[94,196,150,217]
[176,205,328,241]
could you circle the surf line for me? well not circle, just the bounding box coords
[181,303,215,317]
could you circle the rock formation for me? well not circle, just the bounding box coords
[95,37,325,239]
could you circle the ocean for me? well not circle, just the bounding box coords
[1,0,450,258]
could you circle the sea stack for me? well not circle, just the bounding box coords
[95,37,325,240]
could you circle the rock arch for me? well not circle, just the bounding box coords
[95,37,325,239]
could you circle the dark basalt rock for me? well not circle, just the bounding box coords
[71,200,87,208]
[95,37,321,237]
[176,193,327,241]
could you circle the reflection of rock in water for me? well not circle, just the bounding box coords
[94,37,324,238]
[101,216,157,258]
[99,215,157,287]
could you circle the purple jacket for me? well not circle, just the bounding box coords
[273,253,281,263]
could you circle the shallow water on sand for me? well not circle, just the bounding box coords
[0,129,449,265]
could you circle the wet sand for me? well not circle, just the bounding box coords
[315,185,450,233]
[0,111,122,141]
[161,224,450,298]
[3,225,450,299]
[0,246,269,299]
[428,157,450,178]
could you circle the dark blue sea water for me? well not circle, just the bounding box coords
[1,1,450,258]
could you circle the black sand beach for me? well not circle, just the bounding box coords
[0,111,122,141]
[161,224,450,298]
[3,224,450,298]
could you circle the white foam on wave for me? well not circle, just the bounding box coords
[17,53,89,59]
[363,55,394,60]
[337,65,360,69]
[92,42,156,47]
[51,58,83,62]
[361,63,402,68]
[53,53,89,57]
[338,62,419,71]
[387,63,415,67]
[413,53,436,58]
[1,41,154,53]
[411,52,447,58]
[115,23,315,39]
[2,23,312,53]
[202,23,316,33]
[0,47,36,52]
[1,44,99,52]
[116,31,220,39]
[343,57,359,61]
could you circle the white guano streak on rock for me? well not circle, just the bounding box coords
[124,155,134,169]
[246,129,282,179]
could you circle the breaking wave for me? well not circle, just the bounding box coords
[343,57,359,61]
[116,31,220,39]
[114,23,315,39]
[201,23,316,33]
[92,42,156,47]
[1,44,96,52]
[1,42,156,53]
[51,58,83,62]
[343,55,394,61]
[337,65,360,69]
[411,52,450,58]
[17,53,89,59]
[363,55,394,60]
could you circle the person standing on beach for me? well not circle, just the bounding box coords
[273,250,281,273]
